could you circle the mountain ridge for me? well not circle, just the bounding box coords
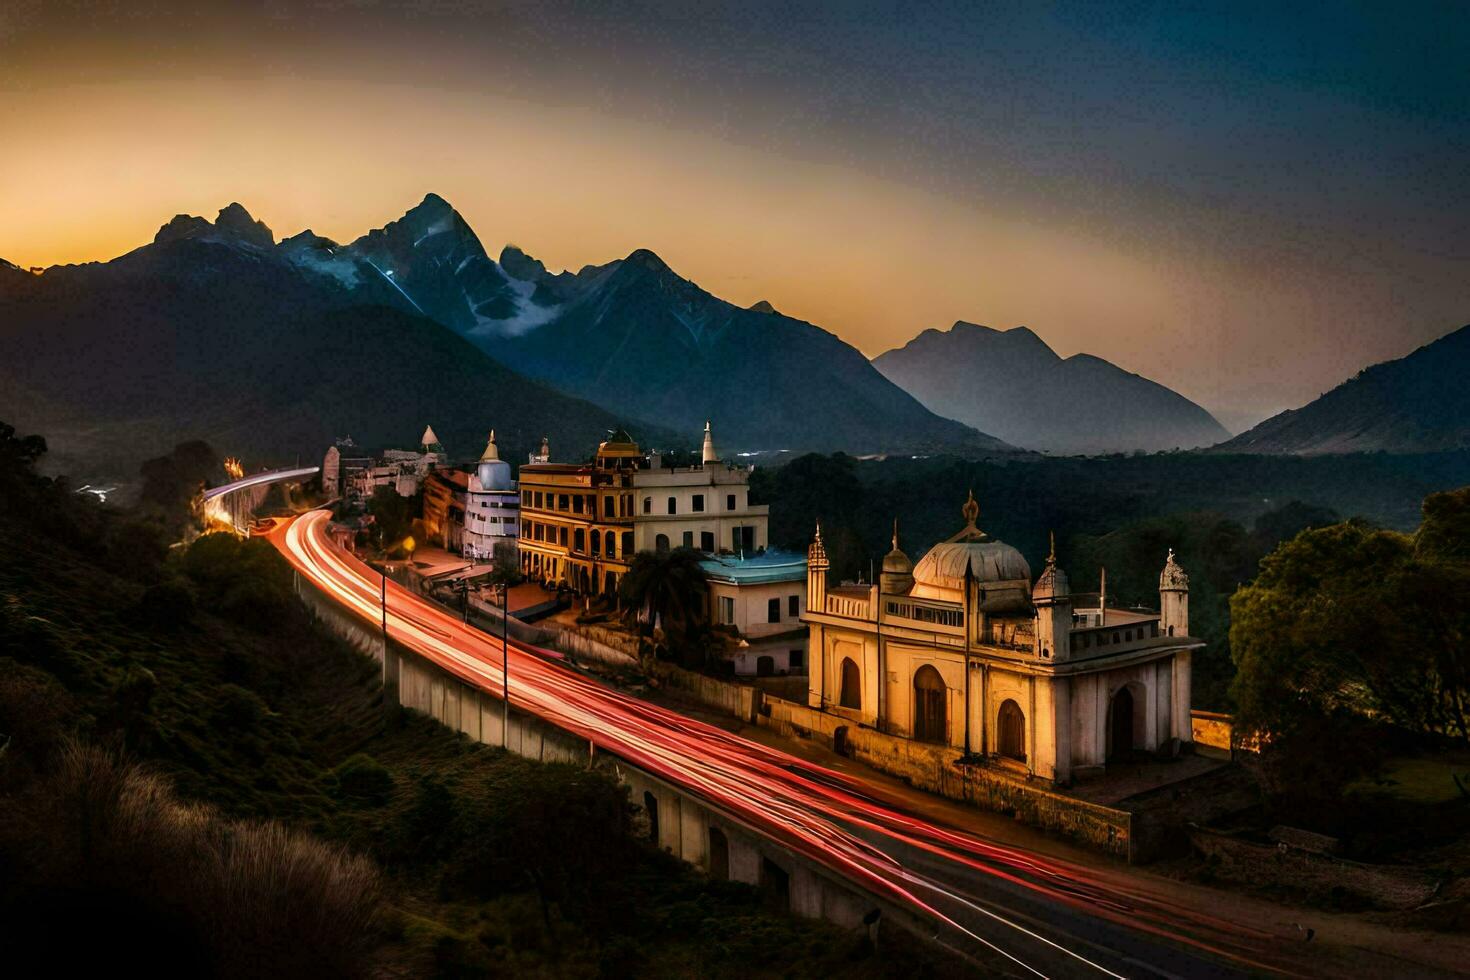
[873,321,1229,455]
[1215,325,1470,455]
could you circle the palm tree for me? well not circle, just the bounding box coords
[619,547,711,665]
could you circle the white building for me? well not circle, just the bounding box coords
[701,550,809,676]
[801,493,1200,785]
[462,430,519,560]
[633,422,769,555]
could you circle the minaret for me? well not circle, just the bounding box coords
[1098,566,1108,627]
[805,520,830,711]
[1159,548,1190,637]
[1032,532,1073,661]
[807,520,829,605]
[701,420,719,465]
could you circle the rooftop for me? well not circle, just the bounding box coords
[700,549,807,585]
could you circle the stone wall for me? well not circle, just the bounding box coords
[758,690,1133,859]
[552,622,641,669]
[656,662,761,723]
[1189,828,1442,910]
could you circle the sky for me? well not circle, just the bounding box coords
[2,1,1466,432]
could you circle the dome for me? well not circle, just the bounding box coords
[912,540,1030,593]
[909,490,1030,601]
[474,430,512,490]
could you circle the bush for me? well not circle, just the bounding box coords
[334,753,394,806]
[0,742,381,978]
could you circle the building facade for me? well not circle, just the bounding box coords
[517,431,641,596]
[801,493,1200,785]
[701,550,808,676]
[632,422,769,555]
[323,425,447,508]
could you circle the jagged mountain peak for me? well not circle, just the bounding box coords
[621,247,676,277]
[214,203,274,247]
[152,203,274,249]
[500,243,547,282]
[749,299,777,314]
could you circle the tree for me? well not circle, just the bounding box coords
[366,485,418,552]
[1230,489,1470,807]
[619,548,711,666]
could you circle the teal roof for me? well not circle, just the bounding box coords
[700,549,807,585]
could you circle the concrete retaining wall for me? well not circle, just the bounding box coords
[294,573,885,932]
[656,663,761,723]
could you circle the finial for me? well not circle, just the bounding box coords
[815,518,823,542]
[1048,530,1056,563]
[705,419,711,432]
[891,517,899,551]
[962,488,980,527]
[1167,547,1175,563]
[489,429,495,442]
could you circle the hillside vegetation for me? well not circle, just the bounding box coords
[0,422,959,979]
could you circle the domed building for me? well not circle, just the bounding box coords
[802,492,1200,785]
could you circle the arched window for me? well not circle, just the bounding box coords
[667,496,677,515]
[590,529,601,555]
[998,699,1025,761]
[655,533,670,553]
[839,657,861,709]
[642,496,652,514]
[605,535,616,559]
[912,665,946,743]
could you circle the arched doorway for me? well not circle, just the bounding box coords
[756,655,775,677]
[707,827,729,880]
[839,657,861,709]
[998,699,1026,761]
[1108,685,1142,760]
[655,533,670,553]
[912,665,947,743]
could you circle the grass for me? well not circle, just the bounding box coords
[1349,756,1470,805]
[0,509,968,978]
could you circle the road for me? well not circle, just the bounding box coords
[271,509,1321,978]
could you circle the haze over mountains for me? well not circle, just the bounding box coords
[1217,325,1470,455]
[873,322,1230,454]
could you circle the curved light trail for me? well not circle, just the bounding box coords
[273,509,1301,978]
[202,465,321,500]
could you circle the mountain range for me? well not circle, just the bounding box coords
[279,193,1005,455]
[0,196,1011,482]
[0,207,648,482]
[1216,324,1470,455]
[872,322,1230,454]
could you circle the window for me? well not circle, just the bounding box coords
[558,494,569,511]
[727,493,736,511]
[622,531,633,555]
[693,493,705,512]
[574,529,585,552]
[533,491,543,508]
[642,496,652,514]
[572,495,584,513]
[700,531,715,552]
[788,595,799,616]
[839,658,861,709]
[913,665,947,744]
[719,596,735,624]
[682,530,694,548]
[767,598,781,623]
[590,530,601,555]
[668,496,677,515]
[789,649,804,669]
[603,496,614,517]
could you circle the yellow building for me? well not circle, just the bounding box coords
[517,430,641,596]
[801,492,1201,785]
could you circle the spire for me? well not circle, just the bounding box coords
[963,489,979,528]
[807,519,829,566]
[421,424,442,449]
[701,419,718,464]
[1048,530,1056,564]
[1031,530,1069,602]
[480,429,499,462]
[892,517,900,552]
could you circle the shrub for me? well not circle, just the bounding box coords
[334,753,394,806]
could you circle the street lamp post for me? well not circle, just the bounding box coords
[501,581,510,749]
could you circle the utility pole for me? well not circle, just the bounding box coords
[502,582,510,749]
[381,564,388,649]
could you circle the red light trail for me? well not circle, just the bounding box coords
[273,510,1297,978]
